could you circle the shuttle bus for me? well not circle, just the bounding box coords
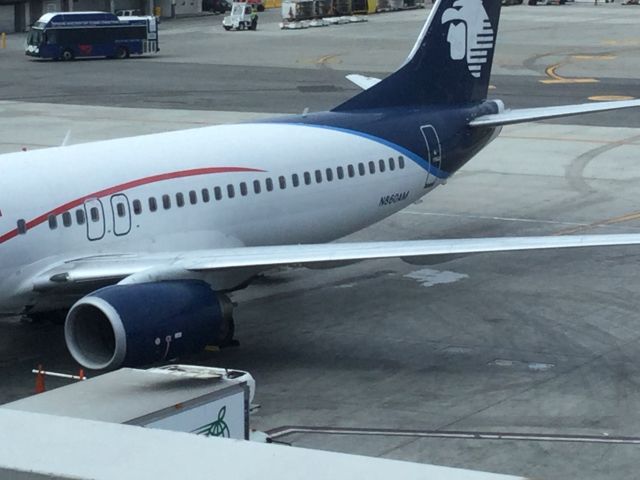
[26,12,159,61]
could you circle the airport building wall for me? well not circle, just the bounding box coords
[0,4,14,31]
[0,0,155,31]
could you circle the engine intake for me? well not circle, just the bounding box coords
[65,280,228,370]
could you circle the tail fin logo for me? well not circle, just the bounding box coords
[441,0,495,78]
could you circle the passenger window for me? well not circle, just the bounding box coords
[162,194,171,209]
[315,170,322,183]
[116,203,126,217]
[279,176,286,189]
[132,200,142,215]
[240,182,248,196]
[91,208,100,222]
[253,180,261,194]
[347,165,355,178]
[214,186,222,200]
[48,215,57,230]
[189,190,197,205]
[227,184,235,198]
[149,197,157,212]
[398,156,405,169]
[368,161,375,174]
[304,172,311,185]
[292,173,300,187]
[379,159,386,172]
[358,163,365,176]
[76,209,86,224]
[326,168,333,181]
[388,157,395,171]
[201,189,210,203]
[337,166,344,179]
[176,193,185,207]
[62,211,72,227]
[17,219,27,234]
[266,178,274,192]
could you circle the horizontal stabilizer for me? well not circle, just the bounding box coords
[346,74,382,90]
[470,99,640,127]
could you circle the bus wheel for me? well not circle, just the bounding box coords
[61,49,74,61]
[223,25,232,30]
[115,46,129,59]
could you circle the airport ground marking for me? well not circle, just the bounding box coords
[554,211,640,236]
[588,95,635,102]
[540,63,598,84]
[315,54,341,65]
[266,425,640,445]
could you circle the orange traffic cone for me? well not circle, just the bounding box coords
[78,369,85,380]
[35,365,45,394]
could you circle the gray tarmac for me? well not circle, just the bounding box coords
[2,3,640,479]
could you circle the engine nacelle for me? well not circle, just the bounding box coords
[64,280,229,370]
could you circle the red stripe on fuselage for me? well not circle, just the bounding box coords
[0,166,265,246]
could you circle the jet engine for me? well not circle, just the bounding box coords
[64,280,233,370]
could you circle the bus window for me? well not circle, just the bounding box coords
[26,29,43,46]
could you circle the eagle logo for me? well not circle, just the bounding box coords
[441,0,495,78]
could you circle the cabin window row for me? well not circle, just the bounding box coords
[26,156,407,232]
[137,156,406,213]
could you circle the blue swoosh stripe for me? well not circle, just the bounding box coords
[258,122,450,180]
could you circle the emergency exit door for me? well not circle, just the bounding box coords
[84,198,105,241]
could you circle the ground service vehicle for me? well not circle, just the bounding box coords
[25,12,159,61]
[223,2,258,30]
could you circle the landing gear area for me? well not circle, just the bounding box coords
[217,294,240,348]
[217,313,239,348]
[24,309,67,325]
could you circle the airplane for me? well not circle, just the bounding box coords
[1,0,640,371]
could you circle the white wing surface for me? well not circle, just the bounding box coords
[345,74,382,90]
[33,233,640,290]
[470,99,640,127]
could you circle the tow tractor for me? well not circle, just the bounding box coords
[223,2,258,30]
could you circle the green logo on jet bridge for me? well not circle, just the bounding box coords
[192,406,230,438]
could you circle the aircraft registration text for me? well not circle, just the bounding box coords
[379,191,409,206]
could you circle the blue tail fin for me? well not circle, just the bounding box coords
[333,0,502,111]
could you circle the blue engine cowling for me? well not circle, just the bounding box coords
[64,280,230,370]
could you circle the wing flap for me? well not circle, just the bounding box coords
[470,99,640,127]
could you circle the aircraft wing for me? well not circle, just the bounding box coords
[346,74,382,90]
[470,99,640,127]
[32,233,640,290]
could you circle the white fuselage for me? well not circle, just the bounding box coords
[0,122,436,315]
